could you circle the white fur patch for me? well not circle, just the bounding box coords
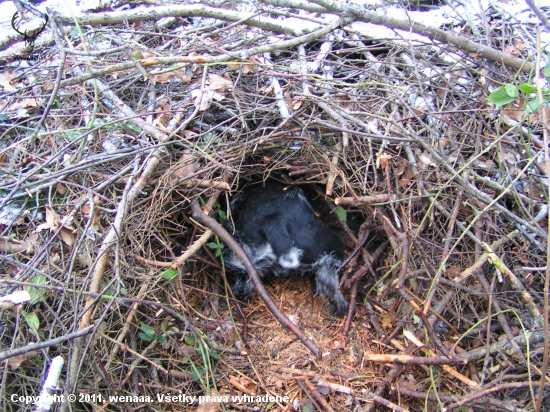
[278,247,303,269]
[226,242,277,272]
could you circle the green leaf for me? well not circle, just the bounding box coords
[518,83,537,94]
[334,206,347,222]
[190,366,204,381]
[160,268,178,281]
[23,311,40,331]
[184,335,195,346]
[544,59,550,78]
[64,130,83,141]
[487,85,517,106]
[161,320,168,333]
[524,97,541,114]
[206,242,219,249]
[28,275,46,305]
[218,210,226,222]
[155,335,168,345]
[505,84,519,98]
[140,323,156,339]
[31,275,46,286]
[125,121,141,134]
[301,401,315,412]
[138,332,153,342]
[209,350,221,360]
[412,314,421,324]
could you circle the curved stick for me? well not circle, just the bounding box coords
[190,199,322,360]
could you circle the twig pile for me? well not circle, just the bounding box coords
[0,0,549,410]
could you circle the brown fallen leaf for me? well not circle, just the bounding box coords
[327,340,345,350]
[60,228,75,246]
[8,351,40,370]
[196,391,221,412]
[0,69,19,91]
[150,69,191,84]
[0,236,31,253]
[8,97,39,111]
[376,152,392,169]
[35,208,77,239]
[56,183,67,195]
[207,73,233,91]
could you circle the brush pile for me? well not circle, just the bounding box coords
[0,0,548,410]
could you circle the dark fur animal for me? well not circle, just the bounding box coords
[223,181,348,316]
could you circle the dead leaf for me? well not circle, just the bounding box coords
[258,83,274,95]
[0,69,19,91]
[35,208,58,232]
[395,158,407,176]
[196,398,220,412]
[56,183,67,195]
[241,64,255,74]
[376,152,392,169]
[502,102,523,122]
[8,351,39,370]
[9,98,39,111]
[142,50,155,58]
[503,40,526,57]
[6,265,18,275]
[502,152,517,164]
[398,164,414,187]
[150,69,191,85]
[274,379,285,389]
[227,61,255,74]
[154,112,170,127]
[60,228,75,246]
[175,344,199,358]
[0,236,30,253]
[35,208,76,235]
[327,340,345,350]
[380,313,394,329]
[229,376,255,395]
[191,89,224,111]
[182,130,198,139]
[418,151,436,167]
[444,265,461,278]
[207,73,233,91]
[239,376,257,392]
[292,100,303,110]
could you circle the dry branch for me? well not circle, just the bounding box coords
[189,199,323,359]
[172,229,214,269]
[267,0,533,72]
[462,331,546,362]
[364,353,467,366]
[335,194,396,206]
[0,326,95,362]
[1,0,547,409]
